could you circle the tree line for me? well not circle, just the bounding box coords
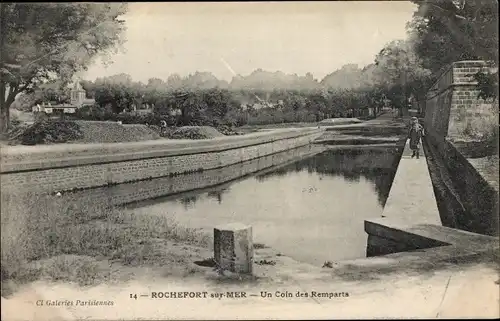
[70,84,387,127]
[1,1,498,131]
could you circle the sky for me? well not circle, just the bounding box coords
[82,1,417,83]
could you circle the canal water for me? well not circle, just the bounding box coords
[126,146,402,266]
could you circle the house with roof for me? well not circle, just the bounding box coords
[70,81,95,107]
[32,80,95,115]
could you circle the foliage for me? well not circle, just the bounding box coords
[165,126,224,140]
[473,70,499,102]
[16,120,83,145]
[453,102,498,154]
[33,81,72,104]
[74,78,388,127]
[229,69,318,91]
[407,0,499,74]
[405,0,499,118]
[373,40,432,102]
[75,104,117,121]
[320,64,364,89]
[0,3,128,132]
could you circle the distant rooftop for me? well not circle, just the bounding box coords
[39,103,76,108]
[72,81,84,91]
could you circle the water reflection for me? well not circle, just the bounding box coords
[179,195,199,209]
[131,146,402,265]
[180,187,231,208]
[206,188,230,205]
[255,148,400,206]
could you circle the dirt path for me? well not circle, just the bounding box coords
[2,249,498,320]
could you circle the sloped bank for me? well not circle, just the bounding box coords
[421,60,499,237]
[423,137,499,236]
[55,144,325,208]
[0,128,324,195]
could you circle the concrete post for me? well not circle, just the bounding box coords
[214,223,253,274]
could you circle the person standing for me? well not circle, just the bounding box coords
[160,120,167,136]
[408,117,425,159]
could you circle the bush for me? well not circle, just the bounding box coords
[75,104,117,121]
[242,108,319,126]
[75,105,186,127]
[6,117,29,143]
[116,112,157,125]
[17,120,83,145]
[216,124,241,136]
[10,114,21,127]
[455,103,498,142]
[165,126,224,139]
[76,105,161,124]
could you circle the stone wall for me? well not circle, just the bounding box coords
[365,220,448,257]
[423,138,498,236]
[424,60,497,146]
[0,128,323,195]
[422,60,499,236]
[56,144,322,207]
[364,218,498,260]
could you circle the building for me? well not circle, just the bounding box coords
[70,81,95,107]
[32,102,78,115]
[32,80,95,115]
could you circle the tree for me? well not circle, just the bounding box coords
[408,0,498,74]
[166,74,184,90]
[320,64,364,90]
[33,81,71,105]
[407,0,498,104]
[16,80,72,109]
[80,80,96,98]
[372,40,432,110]
[202,88,239,125]
[91,74,143,113]
[178,91,209,126]
[0,3,127,132]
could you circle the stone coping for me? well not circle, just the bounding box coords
[425,60,496,100]
[427,60,492,90]
[0,128,323,173]
[379,138,442,226]
[467,156,499,193]
[445,138,499,193]
[363,218,499,266]
[366,218,498,249]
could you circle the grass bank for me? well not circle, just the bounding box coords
[0,192,211,296]
[4,119,236,145]
[450,102,499,156]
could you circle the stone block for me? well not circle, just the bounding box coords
[214,223,253,274]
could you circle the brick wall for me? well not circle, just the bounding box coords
[422,60,499,236]
[424,60,497,144]
[0,128,323,195]
[51,144,320,207]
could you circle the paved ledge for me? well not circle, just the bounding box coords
[363,134,498,265]
[0,128,323,173]
[365,218,499,252]
[378,138,441,226]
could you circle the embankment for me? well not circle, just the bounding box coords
[423,138,499,236]
[0,128,323,195]
[363,60,499,263]
[57,144,325,207]
[422,60,499,237]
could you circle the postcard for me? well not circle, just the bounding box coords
[1,1,498,320]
